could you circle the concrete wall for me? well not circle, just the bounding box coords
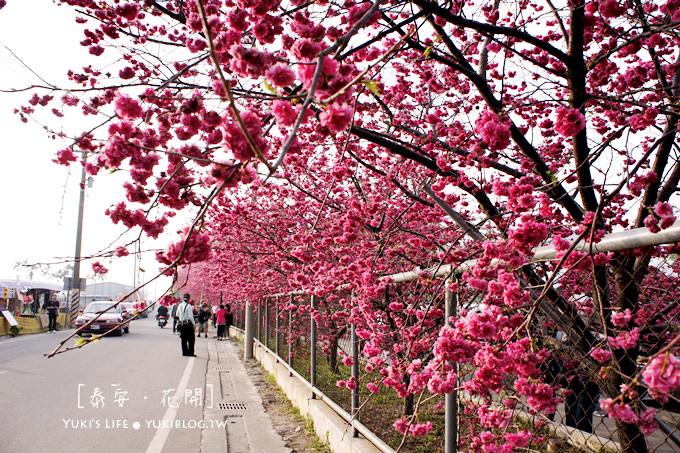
[231,329,387,453]
[1,313,67,336]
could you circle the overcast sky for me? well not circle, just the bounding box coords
[0,1,172,299]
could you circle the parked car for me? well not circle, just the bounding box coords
[121,302,137,319]
[75,301,130,336]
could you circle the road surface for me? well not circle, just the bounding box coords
[0,316,210,452]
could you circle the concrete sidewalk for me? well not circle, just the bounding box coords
[199,337,291,453]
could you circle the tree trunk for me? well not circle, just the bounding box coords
[607,255,648,453]
[403,393,414,416]
[328,333,340,374]
[615,419,649,453]
[403,374,414,416]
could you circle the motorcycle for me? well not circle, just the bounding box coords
[157,314,167,328]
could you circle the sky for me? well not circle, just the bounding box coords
[0,1,172,299]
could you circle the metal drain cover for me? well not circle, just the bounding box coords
[214,366,232,371]
[218,402,248,411]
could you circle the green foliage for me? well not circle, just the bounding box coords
[278,344,608,453]
[9,325,22,337]
[360,79,381,96]
[263,371,331,453]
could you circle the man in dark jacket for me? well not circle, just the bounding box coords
[171,302,179,333]
[45,293,59,333]
[156,304,169,321]
[196,303,211,338]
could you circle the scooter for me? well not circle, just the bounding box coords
[158,314,167,328]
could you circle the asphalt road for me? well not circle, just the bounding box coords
[0,315,211,452]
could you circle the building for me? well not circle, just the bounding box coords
[0,279,64,335]
[83,281,138,303]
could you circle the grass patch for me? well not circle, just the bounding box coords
[265,340,602,453]
[264,371,331,453]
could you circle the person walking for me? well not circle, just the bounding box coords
[45,293,59,333]
[211,303,218,329]
[197,303,211,338]
[177,294,196,357]
[215,304,226,340]
[224,304,234,338]
[171,302,179,333]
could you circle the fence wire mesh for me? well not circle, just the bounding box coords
[252,250,680,453]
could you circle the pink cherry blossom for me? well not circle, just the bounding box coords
[92,261,109,275]
[654,202,674,219]
[265,63,296,88]
[590,347,612,362]
[639,408,659,434]
[271,101,298,127]
[600,399,637,423]
[319,103,353,133]
[599,0,625,18]
[114,246,130,257]
[475,110,511,151]
[642,353,680,397]
[228,44,269,78]
[608,328,640,350]
[554,107,586,136]
[53,149,78,166]
[611,308,633,327]
[114,93,143,119]
[157,228,212,266]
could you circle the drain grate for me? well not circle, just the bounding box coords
[218,402,248,411]
[214,366,232,371]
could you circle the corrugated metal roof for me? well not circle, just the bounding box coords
[0,279,63,292]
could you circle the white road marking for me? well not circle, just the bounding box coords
[145,357,195,453]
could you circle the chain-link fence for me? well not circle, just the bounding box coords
[244,227,680,453]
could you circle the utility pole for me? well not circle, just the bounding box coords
[66,156,87,328]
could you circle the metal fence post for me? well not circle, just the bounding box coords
[275,296,280,357]
[445,281,457,453]
[245,301,255,359]
[257,298,262,342]
[265,297,270,349]
[351,322,359,438]
[288,294,294,375]
[310,294,317,398]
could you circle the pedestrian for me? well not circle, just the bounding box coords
[211,303,218,329]
[197,303,211,338]
[177,293,196,357]
[565,373,599,433]
[171,301,178,333]
[45,293,59,333]
[224,304,234,338]
[215,304,226,340]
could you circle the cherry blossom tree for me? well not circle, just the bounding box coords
[11,0,680,451]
